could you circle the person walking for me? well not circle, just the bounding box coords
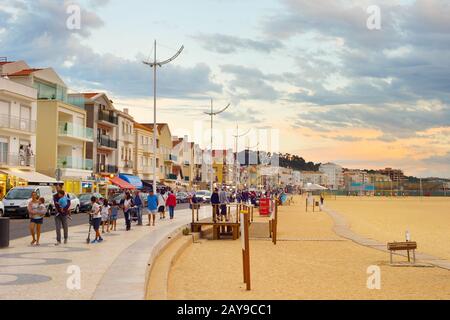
[89,196,103,243]
[134,191,143,226]
[166,191,177,220]
[101,200,111,233]
[121,193,134,231]
[218,187,229,222]
[53,188,71,246]
[147,190,158,226]
[110,200,119,231]
[28,192,45,246]
[211,188,220,222]
[157,190,167,220]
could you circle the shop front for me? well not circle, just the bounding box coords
[0,169,58,198]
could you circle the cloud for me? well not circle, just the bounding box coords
[192,33,283,54]
[220,64,281,101]
[293,100,450,139]
[0,0,222,99]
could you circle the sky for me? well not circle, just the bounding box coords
[0,0,449,178]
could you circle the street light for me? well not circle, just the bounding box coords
[233,124,250,189]
[143,40,184,194]
[204,99,231,193]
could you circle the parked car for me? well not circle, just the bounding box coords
[78,193,102,213]
[0,200,4,217]
[2,186,54,218]
[176,192,189,204]
[194,190,212,203]
[67,193,81,214]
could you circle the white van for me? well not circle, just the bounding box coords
[2,186,54,218]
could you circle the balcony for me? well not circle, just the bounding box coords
[0,153,35,168]
[123,160,134,169]
[97,135,118,149]
[183,160,190,166]
[98,110,118,125]
[0,114,36,134]
[166,174,178,180]
[58,122,94,141]
[164,154,178,163]
[96,163,118,174]
[122,133,134,143]
[58,157,94,171]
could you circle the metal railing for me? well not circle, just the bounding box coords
[96,164,118,174]
[0,153,35,167]
[58,157,94,171]
[58,122,94,141]
[0,114,36,133]
[98,110,118,125]
[164,154,178,162]
[97,135,118,149]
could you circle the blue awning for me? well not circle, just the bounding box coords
[119,174,143,189]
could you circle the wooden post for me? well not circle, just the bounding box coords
[241,208,251,291]
[273,201,278,245]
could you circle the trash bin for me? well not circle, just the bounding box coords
[0,217,10,248]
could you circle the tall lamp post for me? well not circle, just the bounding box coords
[204,99,230,193]
[143,40,184,194]
[233,124,250,190]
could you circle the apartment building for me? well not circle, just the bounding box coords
[69,92,119,178]
[3,61,93,194]
[2,59,91,192]
[319,162,344,190]
[378,168,406,182]
[134,123,156,182]
[300,171,328,186]
[171,136,195,188]
[117,108,135,175]
[0,60,57,195]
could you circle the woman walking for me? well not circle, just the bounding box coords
[166,191,177,220]
[28,192,45,246]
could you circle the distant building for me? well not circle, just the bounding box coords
[300,171,328,186]
[319,163,343,190]
[378,168,405,182]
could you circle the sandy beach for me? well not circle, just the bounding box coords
[326,197,450,261]
[163,196,450,300]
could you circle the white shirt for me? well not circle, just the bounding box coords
[101,205,110,219]
[157,194,166,208]
[91,202,101,219]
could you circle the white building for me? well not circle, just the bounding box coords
[300,171,328,186]
[319,163,344,190]
[116,108,135,175]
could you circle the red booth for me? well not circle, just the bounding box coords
[259,198,271,216]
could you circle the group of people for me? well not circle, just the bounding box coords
[27,186,179,246]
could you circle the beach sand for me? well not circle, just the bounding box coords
[326,197,450,261]
[165,196,450,300]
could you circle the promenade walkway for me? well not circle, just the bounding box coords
[0,206,210,300]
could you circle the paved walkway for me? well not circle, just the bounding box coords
[324,207,450,270]
[0,207,211,300]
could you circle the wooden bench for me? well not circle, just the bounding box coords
[387,241,417,264]
[191,222,240,240]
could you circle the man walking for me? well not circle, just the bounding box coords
[147,190,158,226]
[218,187,229,222]
[53,187,71,246]
[134,191,143,226]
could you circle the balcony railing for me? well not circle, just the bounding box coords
[58,157,94,171]
[164,154,178,162]
[98,110,118,125]
[98,135,118,149]
[166,174,178,180]
[122,133,134,142]
[0,153,35,167]
[123,160,134,169]
[0,114,36,133]
[58,122,94,141]
[96,163,118,174]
